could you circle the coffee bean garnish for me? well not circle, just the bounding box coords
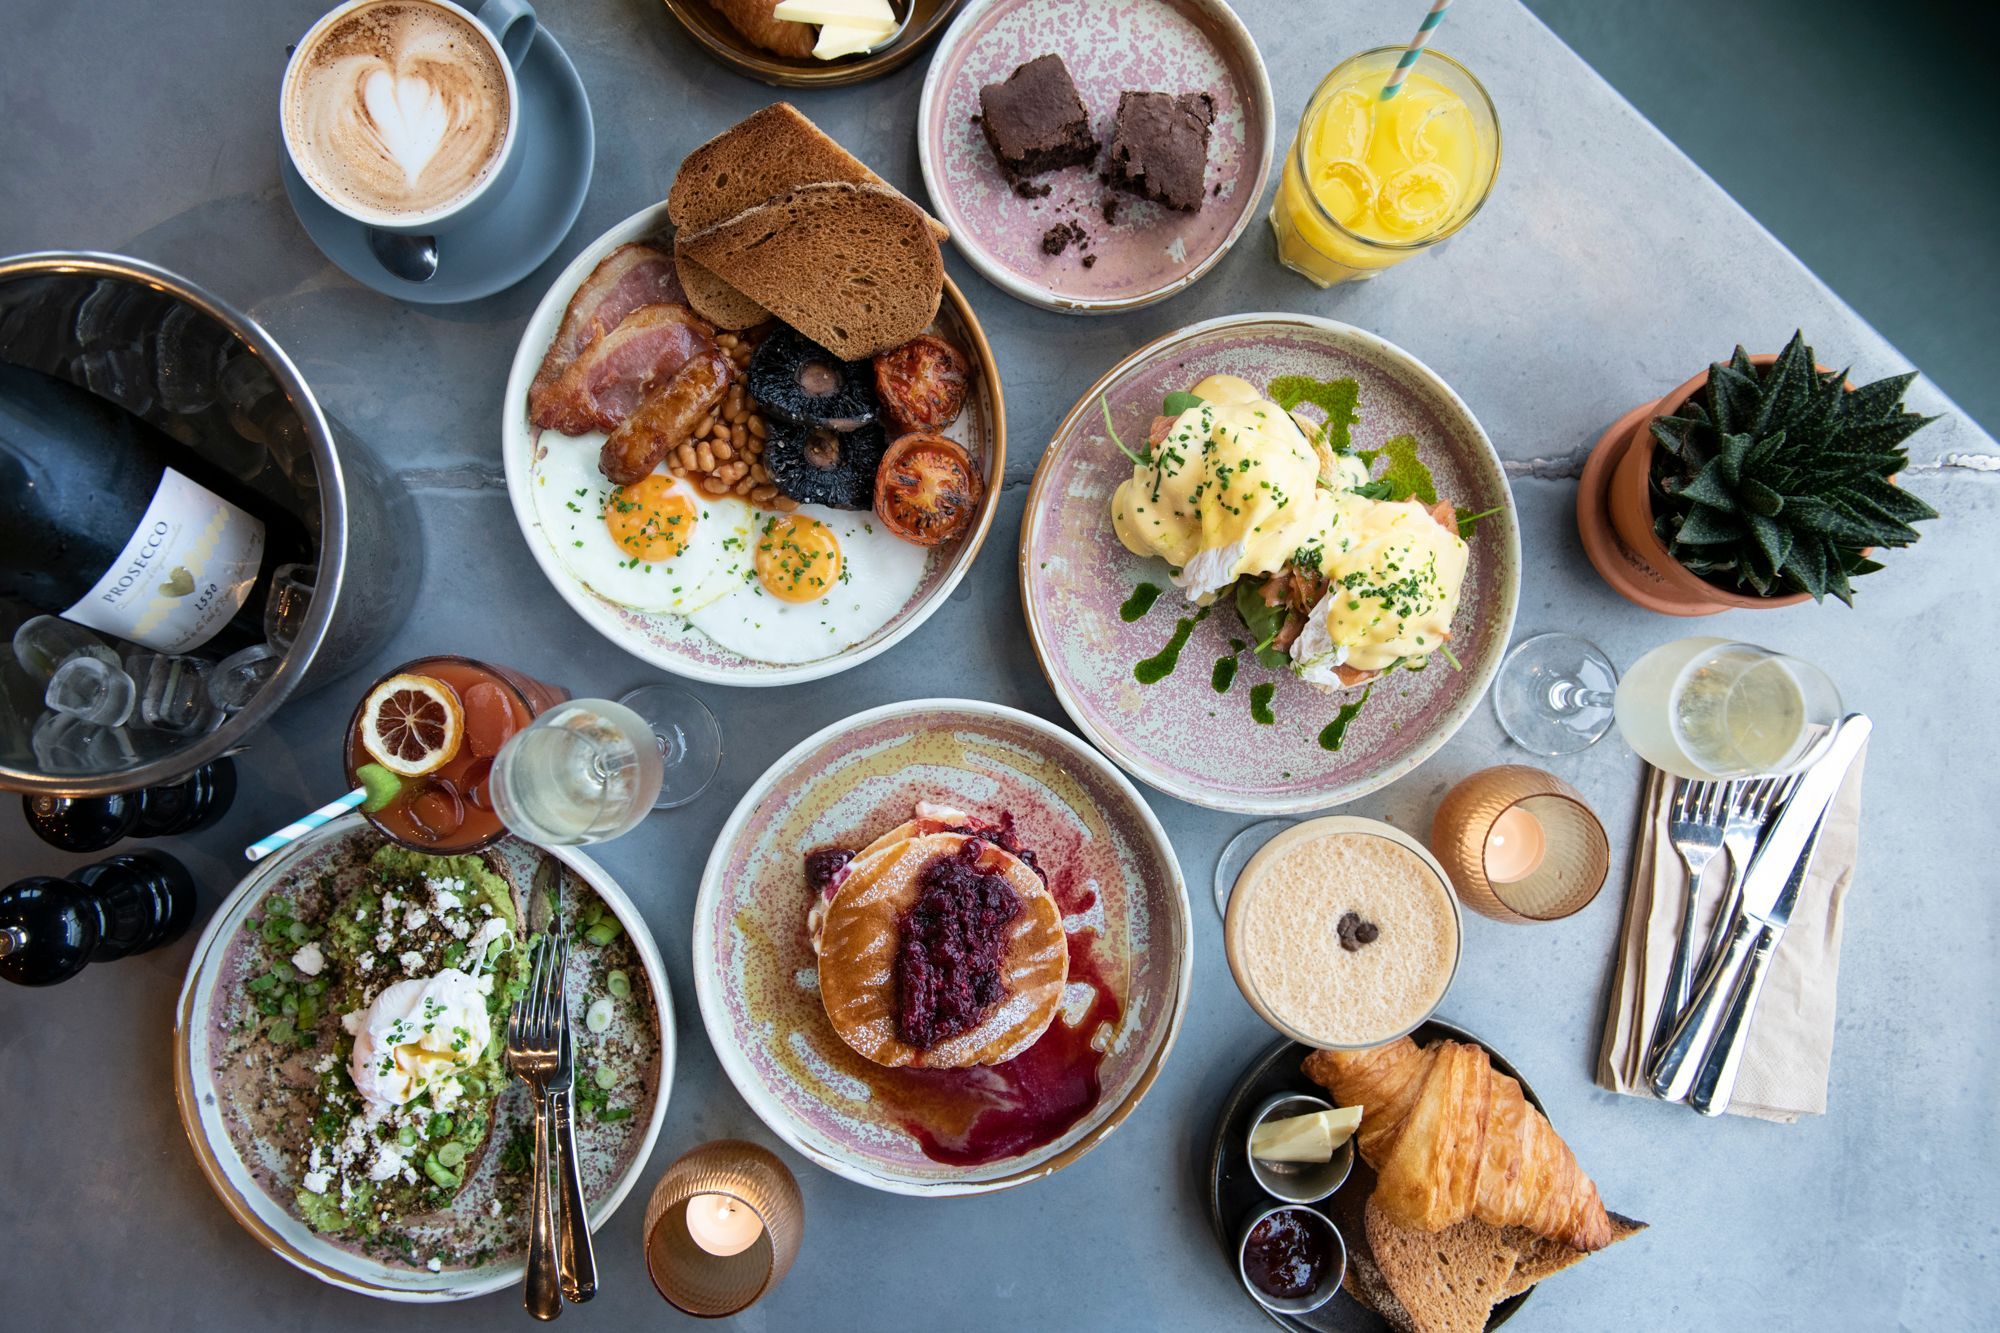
[1336,910,1380,952]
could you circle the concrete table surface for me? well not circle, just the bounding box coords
[2,1,1994,1328]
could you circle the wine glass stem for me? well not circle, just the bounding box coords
[653,726,685,770]
[1547,677,1616,714]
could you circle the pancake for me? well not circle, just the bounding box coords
[817,831,1068,1069]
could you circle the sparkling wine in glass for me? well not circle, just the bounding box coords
[489,699,666,847]
[1493,633,1841,778]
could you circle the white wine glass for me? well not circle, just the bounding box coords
[488,698,666,847]
[1493,633,1841,779]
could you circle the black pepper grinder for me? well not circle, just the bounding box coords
[0,850,198,986]
[21,758,237,853]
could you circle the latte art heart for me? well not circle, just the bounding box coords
[362,69,451,185]
[285,1,510,221]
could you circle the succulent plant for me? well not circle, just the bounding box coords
[1647,331,1939,604]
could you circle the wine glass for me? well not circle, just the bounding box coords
[1492,633,1842,779]
[617,683,723,810]
[488,699,666,847]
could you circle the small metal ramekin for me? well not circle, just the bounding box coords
[1244,1092,1354,1204]
[1236,1203,1346,1317]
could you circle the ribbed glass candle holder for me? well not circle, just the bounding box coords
[643,1140,804,1316]
[1429,766,1610,923]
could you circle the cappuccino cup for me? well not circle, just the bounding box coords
[282,0,536,236]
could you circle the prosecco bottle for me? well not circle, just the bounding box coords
[0,361,312,657]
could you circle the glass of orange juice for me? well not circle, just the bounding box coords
[1271,47,1501,286]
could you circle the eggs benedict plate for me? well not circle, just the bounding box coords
[1021,314,1519,815]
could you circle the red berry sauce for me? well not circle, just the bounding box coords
[1243,1209,1333,1300]
[893,839,1022,1049]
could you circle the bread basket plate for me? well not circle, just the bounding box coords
[1019,313,1520,814]
[1206,1024,1539,1332]
[173,814,673,1301]
[693,698,1189,1195]
[662,0,962,88]
[502,201,1004,688]
[917,0,1274,313]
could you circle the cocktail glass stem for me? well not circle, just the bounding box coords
[617,684,722,810]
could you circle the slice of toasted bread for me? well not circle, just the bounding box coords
[1366,1198,1519,1333]
[1499,1212,1647,1298]
[674,251,772,330]
[667,102,947,241]
[679,181,944,360]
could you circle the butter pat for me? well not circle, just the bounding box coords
[774,0,896,28]
[811,21,892,59]
[1251,1105,1362,1163]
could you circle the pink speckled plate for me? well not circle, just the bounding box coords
[692,698,1189,1194]
[502,202,1005,686]
[917,0,1273,312]
[1020,314,1521,815]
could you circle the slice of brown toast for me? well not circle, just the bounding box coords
[674,252,772,330]
[1499,1213,1647,1298]
[1366,1199,1520,1333]
[679,181,943,360]
[667,102,948,240]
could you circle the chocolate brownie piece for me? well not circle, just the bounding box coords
[978,54,1099,182]
[1104,90,1216,212]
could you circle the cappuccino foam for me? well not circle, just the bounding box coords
[286,1,510,220]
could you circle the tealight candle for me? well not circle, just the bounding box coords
[1430,766,1609,923]
[644,1140,803,1317]
[1482,805,1547,884]
[686,1192,763,1257]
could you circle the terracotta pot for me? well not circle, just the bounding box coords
[1579,353,1829,615]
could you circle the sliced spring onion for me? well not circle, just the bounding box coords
[593,1065,617,1091]
[423,1157,461,1190]
[246,973,277,994]
[295,995,319,1028]
[436,1141,467,1168]
[267,1017,295,1044]
[286,920,310,944]
[584,919,622,947]
[280,992,298,1016]
[605,970,631,998]
[266,896,293,918]
[430,1114,455,1139]
[399,1124,419,1147]
[585,998,614,1033]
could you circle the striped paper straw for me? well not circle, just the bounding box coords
[244,787,367,862]
[1380,0,1454,100]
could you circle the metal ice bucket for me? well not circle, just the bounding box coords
[0,252,417,796]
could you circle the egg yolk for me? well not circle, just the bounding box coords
[604,476,696,563]
[754,515,843,603]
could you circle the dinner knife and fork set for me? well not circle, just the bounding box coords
[505,861,597,1320]
[1643,714,1871,1115]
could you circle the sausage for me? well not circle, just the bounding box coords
[873,335,969,435]
[598,349,732,486]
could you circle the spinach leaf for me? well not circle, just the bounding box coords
[1161,390,1204,416]
[1234,578,1292,669]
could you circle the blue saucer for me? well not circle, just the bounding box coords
[280,24,594,304]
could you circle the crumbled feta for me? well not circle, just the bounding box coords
[302,1170,331,1195]
[404,906,431,932]
[427,1257,443,1273]
[358,953,375,974]
[488,1198,502,1218]
[313,1052,337,1074]
[432,884,463,913]
[446,916,472,940]
[375,929,395,952]
[399,950,425,972]
[291,941,325,977]
[368,1141,407,1182]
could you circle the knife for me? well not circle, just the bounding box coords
[529,859,598,1303]
[1687,788,1840,1116]
[1648,714,1871,1104]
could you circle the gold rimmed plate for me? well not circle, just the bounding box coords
[173,814,673,1301]
[662,0,962,87]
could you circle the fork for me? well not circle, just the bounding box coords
[506,935,564,1321]
[1644,777,1730,1069]
[1694,775,1799,984]
[548,936,597,1302]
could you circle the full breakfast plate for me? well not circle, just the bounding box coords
[502,197,1004,687]
[693,698,1190,1195]
[917,0,1274,312]
[1020,313,1519,814]
[173,814,672,1301]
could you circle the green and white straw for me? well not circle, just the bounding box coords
[244,787,366,862]
[1380,0,1454,100]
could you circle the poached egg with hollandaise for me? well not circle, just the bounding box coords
[1108,373,1470,688]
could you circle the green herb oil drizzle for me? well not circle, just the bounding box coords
[1211,655,1238,693]
[1134,612,1201,683]
[1318,684,1375,751]
[1249,682,1277,724]
[1119,582,1163,622]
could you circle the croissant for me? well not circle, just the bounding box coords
[1305,1038,1614,1251]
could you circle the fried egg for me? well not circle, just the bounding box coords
[530,439,753,614]
[688,507,927,664]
